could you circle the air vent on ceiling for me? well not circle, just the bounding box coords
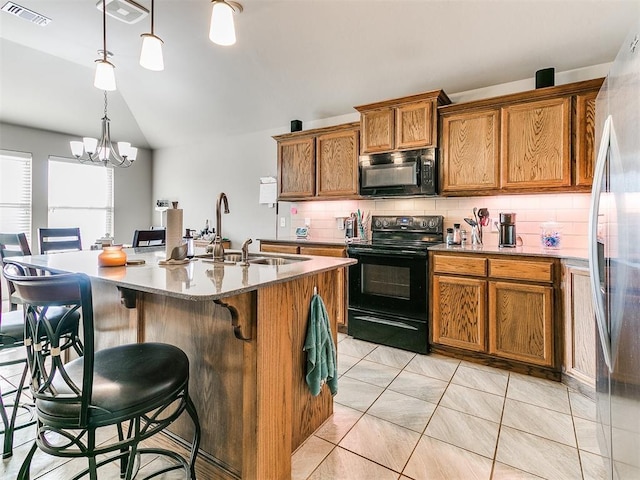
[96,0,148,25]
[1,2,51,26]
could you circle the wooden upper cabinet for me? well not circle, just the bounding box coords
[437,78,604,196]
[396,101,435,150]
[574,91,598,187]
[356,90,450,154]
[277,137,315,199]
[274,122,360,201]
[316,127,359,197]
[360,108,394,154]
[440,108,501,194]
[501,97,571,190]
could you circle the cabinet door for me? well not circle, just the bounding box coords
[440,109,500,194]
[574,91,597,187]
[396,101,435,150]
[563,264,596,386]
[361,108,394,154]
[488,281,554,367]
[432,275,487,352]
[278,137,315,198]
[316,129,359,197]
[501,97,571,190]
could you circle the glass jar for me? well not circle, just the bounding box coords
[446,228,454,246]
[540,221,562,249]
[98,245,127,267]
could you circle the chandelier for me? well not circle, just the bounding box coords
[70,91,137,168]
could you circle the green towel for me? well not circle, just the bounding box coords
[304,294,338,396]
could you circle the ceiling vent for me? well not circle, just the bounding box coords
[96,0,148,25]
[1,2,51,26]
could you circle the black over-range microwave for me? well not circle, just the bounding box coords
[358,148,437,197]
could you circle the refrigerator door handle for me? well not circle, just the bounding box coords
[589,114,613,372]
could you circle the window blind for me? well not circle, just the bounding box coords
[0,150,32,243]
[48,157,114,245]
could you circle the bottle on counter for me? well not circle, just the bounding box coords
[452,223,461,245]
[183,228,195,258]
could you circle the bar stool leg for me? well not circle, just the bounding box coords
[1,361,31,459]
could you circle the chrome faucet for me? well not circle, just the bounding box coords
[212,192,229,263]
[239,238,252,266]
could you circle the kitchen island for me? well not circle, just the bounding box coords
[11,247,355,480]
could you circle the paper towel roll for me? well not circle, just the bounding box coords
[165,208,183,259]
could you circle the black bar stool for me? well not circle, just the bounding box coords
[4,262,201,480]
[1,249,83,459]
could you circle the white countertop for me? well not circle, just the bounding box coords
[428,243,588,261]
[9,247,356,302]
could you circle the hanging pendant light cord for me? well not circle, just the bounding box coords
[150,0,155,35]
[101,0,107,62]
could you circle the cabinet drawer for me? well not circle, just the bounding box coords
[300,246,346,257]
[489,258,554,283]
[432,255,487,276]
[261,244,300,254]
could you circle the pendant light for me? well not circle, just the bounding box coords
[94,0,116,91]
[209,1,243,46]
[140,0,164,71]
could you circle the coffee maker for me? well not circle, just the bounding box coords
[498,212,517,248]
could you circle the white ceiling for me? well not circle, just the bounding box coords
[1,0,638,150]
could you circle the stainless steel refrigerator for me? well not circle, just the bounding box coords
[589,19,640,480]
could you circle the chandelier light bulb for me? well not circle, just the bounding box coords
[209,1,237,46]
[83,137,98,155]
[140,34,164,71]
[70,141,84,157]
[94,60,116,91]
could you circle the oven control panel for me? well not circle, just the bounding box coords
[372,215,443,234]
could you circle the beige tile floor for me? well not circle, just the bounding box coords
[292,333,609,480]
[1,334,607,479]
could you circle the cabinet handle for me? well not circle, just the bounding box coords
[588,114,613,372]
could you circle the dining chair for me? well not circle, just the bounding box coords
[38,227,82,254]
[0,233,33,311]
[0,263,83,459]
[132,229,166,247]
[4,262,201,480]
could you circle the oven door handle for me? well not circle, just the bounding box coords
[348,247,427,257]
[352,315,420,330]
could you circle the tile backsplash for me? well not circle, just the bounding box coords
[279,193,591,250]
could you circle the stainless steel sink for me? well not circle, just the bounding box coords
[197,252,310,265]
[249,257,300,265]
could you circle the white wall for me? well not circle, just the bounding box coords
[0,122,153,248]
[152,127,280,251]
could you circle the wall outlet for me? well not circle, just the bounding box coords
[280,217,286,228]
[490,218,498,232]
[304,218,311,227]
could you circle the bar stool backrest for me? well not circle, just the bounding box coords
[132,229,166,247]
[38,228,82,254]
[3,263,94,427]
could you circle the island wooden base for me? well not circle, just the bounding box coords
[90,268,343,479]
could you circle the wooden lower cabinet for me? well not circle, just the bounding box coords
[432,275,486,352]
[430,251,560,378]
[488,280,554,367]
[562,260,596,392]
